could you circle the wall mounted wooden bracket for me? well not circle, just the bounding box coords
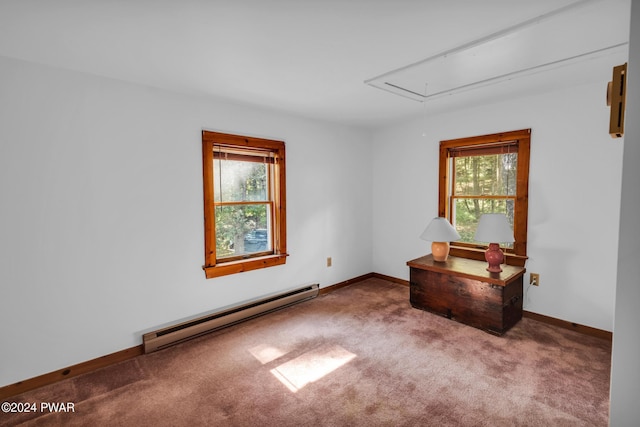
[607,63,627,138]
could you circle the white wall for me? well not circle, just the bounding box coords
[609,0,640,423]
[0,55,373,387]
[0,45,628,390]
[372,80,623,332]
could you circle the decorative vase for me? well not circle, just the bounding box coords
[485,243,504,272]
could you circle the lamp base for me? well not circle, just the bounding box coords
[431,241,450,262]
[485,243,504,272]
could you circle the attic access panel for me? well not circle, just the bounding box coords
[366,0,630,102]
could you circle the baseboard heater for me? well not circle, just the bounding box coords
[143,284,319,353]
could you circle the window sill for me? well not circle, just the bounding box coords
[203,253,288,279]
[449,245,528,267]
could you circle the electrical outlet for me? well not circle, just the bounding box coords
[530,273,540,286]
[327,257,332,267]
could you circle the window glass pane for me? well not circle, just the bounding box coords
[454,153,517,196]
[453,198,514,247]
[215,204,271,258]
[214,159,268,203]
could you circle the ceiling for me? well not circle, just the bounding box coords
[0,0,631,129]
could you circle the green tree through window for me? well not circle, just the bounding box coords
[214,157,270,258]
[452,152,517,246]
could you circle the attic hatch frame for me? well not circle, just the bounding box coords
[365,0,629,102]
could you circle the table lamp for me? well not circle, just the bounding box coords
[420,217,461,262]
[474,213,514,273]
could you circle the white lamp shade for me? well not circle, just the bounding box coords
[474,213,514,243]
[420,217,461,242]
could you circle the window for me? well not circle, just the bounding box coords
[439,129,530,266]
[202,131,287,278]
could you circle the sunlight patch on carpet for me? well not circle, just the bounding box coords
[270,344,356,392]
[248,343,289,364]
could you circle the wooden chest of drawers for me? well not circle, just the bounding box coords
[407,255,525,335]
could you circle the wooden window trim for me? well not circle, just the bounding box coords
[202,131,287,279]
[438,129,530,267]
